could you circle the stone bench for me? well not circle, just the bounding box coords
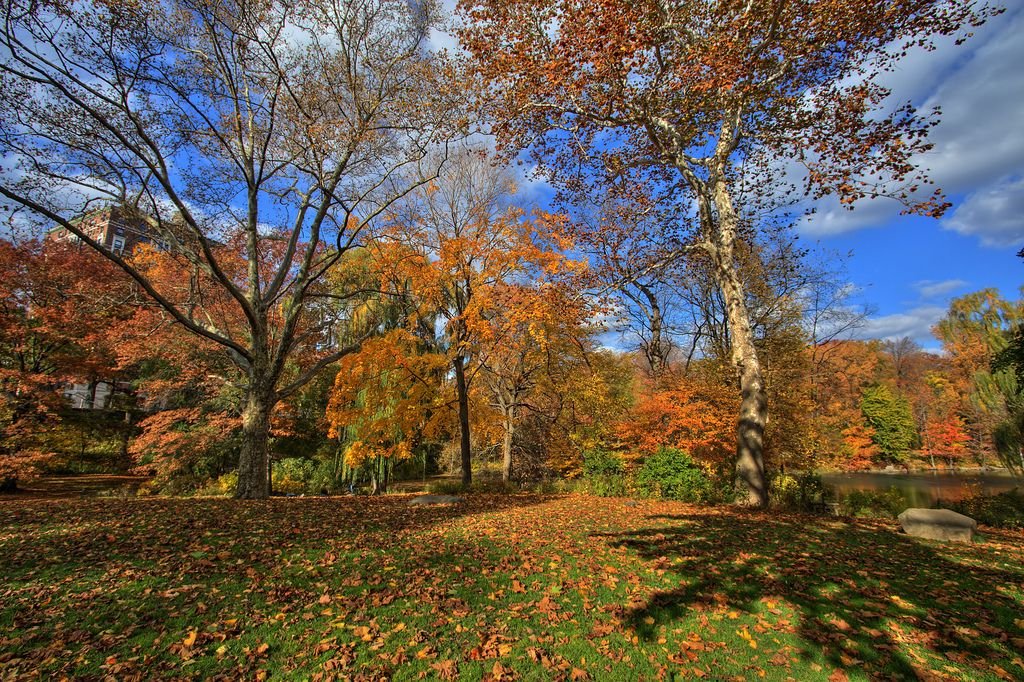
[897,508,976,542]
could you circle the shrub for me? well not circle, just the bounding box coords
[195,471,237,497]
[97,484,138,499]
[770,472,830,511]
[585,473,628,497]
[581,449,627,497]
[582,449,624,477]
[426,479,465,495]
[469,479,519,494]
[272,457,317,495]
[838,487,908,518]
[634,448,712,502]
[307,458,342,495]
[943,488,1024,529]
[531,478,580,495]
[425,478,520,495]
[136,480,159,497]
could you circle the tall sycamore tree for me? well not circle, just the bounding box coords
[458,0,995,505]
[0,0,462,497]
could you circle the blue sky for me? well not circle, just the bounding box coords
[13,0,1008,355]
[797,3,1024,349]
[8,1,1013,353]
[433,2,1024,351]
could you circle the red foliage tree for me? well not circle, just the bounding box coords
[0,240,131,487]
[616,375,736,466]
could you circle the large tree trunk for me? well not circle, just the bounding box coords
[711,180,769,508]
[501,408,514,483]
[453,355,472,486]
[236,386,274,499]
[734,357,768,506]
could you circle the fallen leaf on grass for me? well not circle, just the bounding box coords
[430,659,459,680]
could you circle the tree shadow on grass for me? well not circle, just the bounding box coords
[0,493,553,578]
[0,494,558,678]
[594,510,1024,679]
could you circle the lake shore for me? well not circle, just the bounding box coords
[815,466,1018,476]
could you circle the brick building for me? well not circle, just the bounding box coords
[47,206,171,410]
[47,205,170,255]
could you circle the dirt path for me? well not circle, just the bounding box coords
[0,474,149,501]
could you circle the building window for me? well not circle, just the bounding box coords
[112,238,125,253]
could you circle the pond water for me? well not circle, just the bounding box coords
[819,470,1022,507]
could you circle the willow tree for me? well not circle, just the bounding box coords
[0,0,463,497]
[459,0,995,506]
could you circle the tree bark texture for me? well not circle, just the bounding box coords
[501,409,514,483]
[454,355,473,486]
[711,180,769,508]
[236,385,274,499]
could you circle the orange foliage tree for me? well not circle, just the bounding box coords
[325,330,449,494]
[375,151,577,484]
[475,282,594,481]
[924,417,970,469]
[615,374,735,467]
[807,340,888,469]
[0,0,462,498]
[840,422,881,471]
[0,239,131,488]
[919,372,970,469]
[458,0,994,506]
[115,239,345,489]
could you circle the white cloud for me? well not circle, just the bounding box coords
[854,305,946,344]
[913,278,968,299]
[799,194,898,237]
[798,6,1024,245]
[941,176,1024,247]
[426,0,462,54]
[913,12,1024,193]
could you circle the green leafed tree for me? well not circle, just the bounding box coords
[860,384,917,464]
[934,289,1024,472]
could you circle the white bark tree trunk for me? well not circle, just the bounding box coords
[710,179,769,508]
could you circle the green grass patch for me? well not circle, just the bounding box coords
[1,495,1022,680]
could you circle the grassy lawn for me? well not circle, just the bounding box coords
[1,494,1022,681]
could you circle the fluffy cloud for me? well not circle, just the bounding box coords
[800,6,1024,243]
[799,194,899,237]
[854,305,947,345]
[913,12,1024,193]
[941,176,1024,248]
[913,279,968,299]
